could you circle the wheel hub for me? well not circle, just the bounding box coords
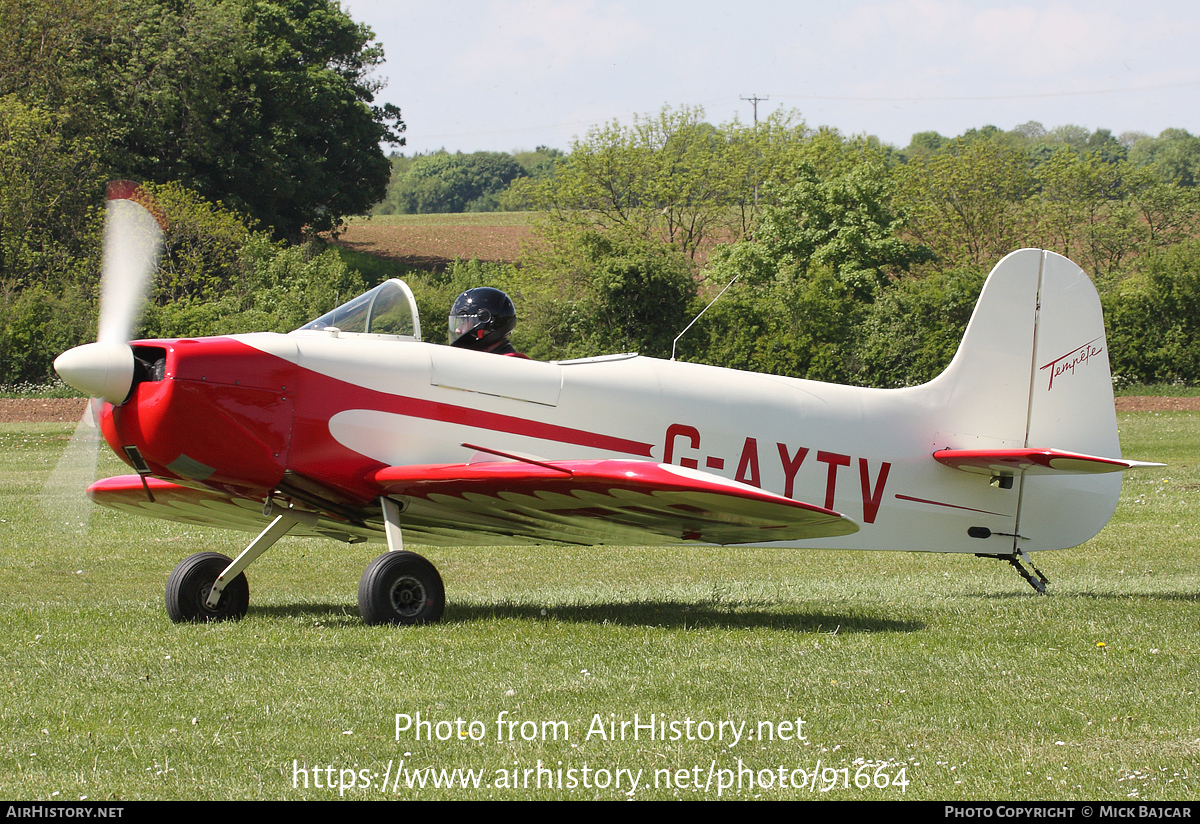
[389,575,427,617]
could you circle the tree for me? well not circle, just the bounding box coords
[679,160,929,382]
[854,265,988,387]
[749,161,931,301]
[378,151,528,214]
[0,0,104,110]
[895,136,1034,270]
[1129,128,1200,187]
[1105,240,1200,384]
[1083,129,1126,163]
[0,0,405,239]
[497,147,565,210]
[513,226,697,360]
[135,183,364,339]
[675,263,861,383]
[522,105,812,259]
[511,146,565,179]
[0,96,105,383]
[902,131,949,160]
[0,96,103,293]
[1011,121,1047,140]
[1024,149,1200,280]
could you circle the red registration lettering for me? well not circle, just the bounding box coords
[858,458,891,524]
[777,443,809,499]
[816,451,851,511]
[664,424,700,469]
[735,438,761,487]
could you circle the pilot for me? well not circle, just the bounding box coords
[448,287,527,357]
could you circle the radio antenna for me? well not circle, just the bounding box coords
[671,273,741,361]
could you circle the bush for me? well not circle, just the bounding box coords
[677,264,860,383]
[854,266,988,387]
[1105,240,1200,384]
[0,283,95,383]
[512,226,697,360]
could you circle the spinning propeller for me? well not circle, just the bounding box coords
[42,182,164,529]
[54,181,164,403]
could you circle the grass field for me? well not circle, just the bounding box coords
[2,411,1197,800]
[1115,384,1200,397]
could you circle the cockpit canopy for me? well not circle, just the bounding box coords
[295,279,422,340]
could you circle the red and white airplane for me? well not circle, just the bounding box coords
[53,184,1160,625]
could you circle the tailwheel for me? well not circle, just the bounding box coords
[165,552,250,623]
[359,551,445,625]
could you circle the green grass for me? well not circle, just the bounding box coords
[2,413,1198,800]
[0,379,83,399]
[1115,384,1200,396]
[330,245,425,285]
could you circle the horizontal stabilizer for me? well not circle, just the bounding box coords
[933,448,1163,477]
[369,458,859,545]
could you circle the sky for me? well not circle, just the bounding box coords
[342,0,1200,156]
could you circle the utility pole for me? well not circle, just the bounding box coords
[741,94,769,204]
[740,94,769,128]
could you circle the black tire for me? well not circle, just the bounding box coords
[358,551,445,625]
[165,552,249,623]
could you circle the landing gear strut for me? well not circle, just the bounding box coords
[980,550,1050,594]
[163,496,447,625]
[164,507,318,623]
[1007,551,1050,594]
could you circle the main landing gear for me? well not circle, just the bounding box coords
[164,496,446,625]
[358,551,445,625]
[165,551,249,622]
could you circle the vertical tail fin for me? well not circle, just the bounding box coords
[929,249,1123,551]
[930,249,1042,451]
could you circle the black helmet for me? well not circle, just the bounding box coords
[449,287,517,350]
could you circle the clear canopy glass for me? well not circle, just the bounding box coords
[296,279,422,340]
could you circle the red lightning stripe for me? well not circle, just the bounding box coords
[894,493,1010,517]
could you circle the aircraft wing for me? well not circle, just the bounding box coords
[88,460,859,547]
[933,448,1164,476]
[87,476,377,542]
[367,459,859,546]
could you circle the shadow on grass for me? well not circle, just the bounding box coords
[1060,590,1200,602]
[252,600,921,633]
[970,589,1200,601]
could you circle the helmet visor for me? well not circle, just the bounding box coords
[450,308,491,342]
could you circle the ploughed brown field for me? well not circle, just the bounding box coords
[332,213,726,269]
[1,399,93,422]
[334,214,536,269]
[4,396,1194,424]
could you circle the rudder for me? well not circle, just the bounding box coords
[1018,251,1122,551]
